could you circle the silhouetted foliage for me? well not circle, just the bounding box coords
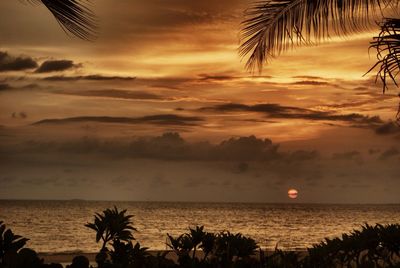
[85,207,137,252]
[66,255,90,268]
[303,223,400,268]
[167,226,259,267]
[3,209,400,267]
[22,0,97,40]
[85,207,139,267]
[0,221,29,267]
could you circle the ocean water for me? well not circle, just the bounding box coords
[0,200,400,253]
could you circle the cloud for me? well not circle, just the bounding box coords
[197,73,273,82]
[288,150,320,162]
[33,114,203,126]
[232,162,249,174]
[0,51,38,72]
[0,83,12,91]
[198,74,240,81]
[379,147,400,160]
[43,75,136,81]
[57,89,163,100]
[332,151,361,160]
[292,80,330,86]
[0,83,42,91]
[215,135,279,161]
[11,112,27,119]
[292,75,327,80]
[323,99,381,109]
[375,121,400,135]
[35,60,79,73]
[200,103,383,125]
[7,132,314,163]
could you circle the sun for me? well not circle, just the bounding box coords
[288,189,298,199]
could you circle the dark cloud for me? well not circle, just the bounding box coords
[200,103,383,125]
[292,80,330,86]
[232,162,249,174]
[35,60,79,73]
[379,147,400,160]
[215,136,279,161]
[7,132,321,164]
[0,51,38,72]
[33,114,203,126]
[20,83,40,89]
[375,121,400,135]
[0,83,12,91]
[198,74,240,81]
[332,151,361,160]
[292,75,327,80]
[43,75,136,81]
[57,89,162,100]
[0,83,41,91]
[353,86,370,91]
[288,150,319,162]
[197,74,273,82]
[324,99,380,109]
[368,149,381,155]
[11,112,27,119]
[3,133,273,162]
[139,77,194,90]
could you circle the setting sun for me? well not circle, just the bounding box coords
[288,189,299,199]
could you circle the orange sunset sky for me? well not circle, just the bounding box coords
[0,0,399,203]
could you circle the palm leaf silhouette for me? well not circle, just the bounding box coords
[22,0,97,40]
[240,0,397,71]
[369,18,400,91]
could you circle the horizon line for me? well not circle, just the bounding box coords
[0,199,399,205]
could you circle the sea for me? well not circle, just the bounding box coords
[1,200,400,254]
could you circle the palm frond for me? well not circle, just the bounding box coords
[368,18,400,124]
[23,0,97,40]
[369,18,400,92]
[240,0,397,71]
[397,99,400,123]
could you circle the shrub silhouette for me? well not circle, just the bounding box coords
[3,208,400,268]
[303,223,400,268]
[86,207,175,268]
[167,226,258,267]
[0,221,29,267]
[66,255,90,268]
[85,206,137,252]
[85,206,138,267]
[0,222,63,268]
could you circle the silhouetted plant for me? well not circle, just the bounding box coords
[110,240,149,268]
[167,226,259,268]
[303,223,400,268]
[85,207,137,267]
[212,231,258,266]
[66,255,90,268]
[166,233,193,266]
[263,247,301,268]
[85,206,137,252]
[0,221,29,266]
[199,232,216,262]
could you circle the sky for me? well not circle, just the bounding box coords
[0,0,399,203]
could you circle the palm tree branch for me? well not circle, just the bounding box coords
[22,0,97,40]
[369,18,400,90]
[368,17,400,124]
[240,0,396,71]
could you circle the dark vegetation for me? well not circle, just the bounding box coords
[1,208,400,268]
